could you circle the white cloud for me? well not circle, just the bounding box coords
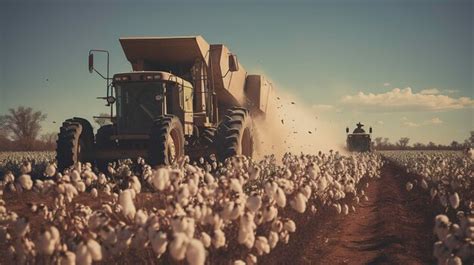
[402,117,443,128]
[419,88,440,95]
[383,82,391,87]
[341,87,474,112]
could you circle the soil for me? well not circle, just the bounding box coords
[261,162,438,265]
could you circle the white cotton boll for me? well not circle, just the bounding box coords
[263,206,278,222]
[342,204,349,215]
[98,174,107,185]
[447,256,462,265]
[275,188,286,208]
[200,232,211,248]
[290,193,307,213]
[186,238,206,265]
[36,228,56,255]
[20,162,32,174]
[234,260,246,265]
[75,181,86,193]
[59,251,75,265]
[268,231,279,249]
[246,195,262,212]
[246,254,257,265]
[4,172,14,183]
[71,170,81,182]
[151,168,170,191]
[134,210,147,226]
[18,174,33,190]
[129,176,141,194]
[284,220,296,233]
[254,236,270,256]
[264,181,278,198]
[405,182,413,191]
[363,195,369,202]
[449,193,460,209]
[212,229,226,249]
[439,194,448,207]
[178,184,190,206]
[301,185,312,200]
[420,179,428,190]
[149,230,168,256]
[204,173,215,185]
[86,239,102,261]
[434,215,450,241]
[75,244,92,265]
[90,188,98,198]
[119,189,136,220]
[45,163,56,177]
[230,178,243,194]
[170,233,188,261]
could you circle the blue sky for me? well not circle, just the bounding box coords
[1,0,472,145]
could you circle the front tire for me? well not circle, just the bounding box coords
[56,118,93,172]
[216,107,255,161]
[148,115,185,166]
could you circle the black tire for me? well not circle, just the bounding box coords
[95,124,116,171]
[56,119,93,172]
[148,115,185,166]
[201,127,217,146]
[216,107,255,161]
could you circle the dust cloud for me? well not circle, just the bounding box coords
[254,86,346,160]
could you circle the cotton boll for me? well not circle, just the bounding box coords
[405,182,413,191]
[234,260,246,265]
[45,163,56,177]
[275,188,286,208]
[86,239,102,261]
[59,251,76,265]
[284,220,296,233]
[151,168,170,191]
[200,232,211,248]
[18,174,33,190]
[36,227,56,255]
[212,229,226,249]
[434,215,451,241]
[134,210,147,226]
[420,179,428,190]
[449,193,460,209]
[90,188,98,198]
[129,176,141,194]
[186,238,206,265]
[149,230,168,256]
[447,256,462,265]
[119,189,136,220]
[246,254,257,265]
[262,206,278,222]
[342,204,349,215]
[246,195,262,212]
[290,193,306,213]
[169,233,188,261]
[20,161,32,174]
[75,243,92,265]
[254,236,270,256]
[268,231,279,249]
[230,178,243,194]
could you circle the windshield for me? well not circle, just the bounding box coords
[115,82,165,133]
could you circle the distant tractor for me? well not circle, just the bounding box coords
[345,122,373,152]
[56,36,272,171]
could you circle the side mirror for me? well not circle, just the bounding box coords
[106,96,116,105]
[369,127,373,133]
[88,53,94,73]
[228,54,239,72]
[346,127,349,133]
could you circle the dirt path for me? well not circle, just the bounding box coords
[261,163,437,265]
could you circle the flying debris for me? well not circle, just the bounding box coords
[291,102,295,104]
[308,131,312,134]
[281,119,284,124]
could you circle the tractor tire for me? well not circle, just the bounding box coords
[95,124,116,172]
[216,107,255,161]
[201,127,217,146]
[148,115,185,166]
[65,117,94,151]
[56,119,93,172]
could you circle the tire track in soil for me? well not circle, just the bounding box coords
[261,162,437,265]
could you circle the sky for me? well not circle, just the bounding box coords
[0,0,472,146]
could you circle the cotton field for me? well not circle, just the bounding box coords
[0,151,383,265]
[382,151,474,265]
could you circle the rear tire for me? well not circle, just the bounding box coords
[216,107,255,161]
[56,118,93,172]
[148,115,185,166]
[95,124,116,172]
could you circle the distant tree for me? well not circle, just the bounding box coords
[383,138,390,146]
[0,106,47,149]
[427,141,436,149]
[40,132,58,144]
[398,137,410,148]
[413,142,425,150]
[93,113,112,127]
[374,137,383,147]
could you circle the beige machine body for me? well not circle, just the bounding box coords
[119,36,271,126]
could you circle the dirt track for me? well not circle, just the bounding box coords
[261,163,437,265]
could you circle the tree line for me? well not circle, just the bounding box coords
[373,132,473,151]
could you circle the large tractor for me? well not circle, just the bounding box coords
[345,122,373,152]
[56,36,272,171]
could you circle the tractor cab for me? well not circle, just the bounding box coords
[112,71,193,135]
[346,122,373,152]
